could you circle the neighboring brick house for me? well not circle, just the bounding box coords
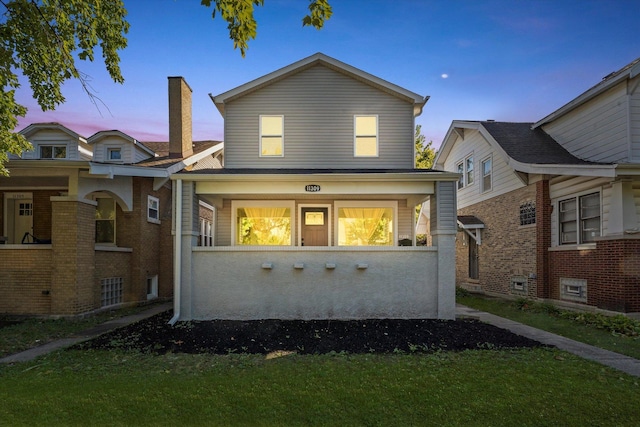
[433,57,640,314]
[171,53,460,322]
[0,77,223,316]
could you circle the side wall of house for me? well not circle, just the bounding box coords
[542,81,632,163]
[549,238,640,312]
[456,184,539,298]
[223,64,415,169]
[441,129,525,210]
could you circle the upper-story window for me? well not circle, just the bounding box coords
[456,154,474,189]
[354,115,378,157]
[40,145,67,159]
[559,192,600,245]
[107,147,122,162]
[260,115,284,157]
[481,156,492,192]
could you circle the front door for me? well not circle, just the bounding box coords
[8,198,33,243]
[301,207,329,246]
[468,238,479,280]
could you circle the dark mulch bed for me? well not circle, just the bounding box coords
[77,310,547,355]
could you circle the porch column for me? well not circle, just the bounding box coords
[608,179,637,235]
[50,196,97,315]
[430,181,457,319]
[176,180,199,320]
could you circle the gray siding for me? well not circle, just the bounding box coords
[543,82,629,163]
[631,89,640,161]
[223,65,415,169]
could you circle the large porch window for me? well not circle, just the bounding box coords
[335,201,396,246]
[232,201,294,246]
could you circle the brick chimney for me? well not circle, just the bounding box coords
[168,76,193,158]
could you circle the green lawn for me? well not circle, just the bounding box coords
[1,348,639,426]
[458,293,640,360]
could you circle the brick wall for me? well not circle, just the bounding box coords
[457,185,539,298]
[0,248,52,315]
[50,198,96,315]
[549,238,640,312]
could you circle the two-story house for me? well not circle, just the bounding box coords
[170,53,459,322]
[0,78,223,316]
[435,57,640,314]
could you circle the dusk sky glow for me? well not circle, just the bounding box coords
[14,0,640,149]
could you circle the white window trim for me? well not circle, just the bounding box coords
[297,203,332,246]
[556,190,601,247]
[560,277,587,302]
[39,144,68,159]
[147,195,160,224]
[481,155,492,193]
[455,153,474,189]
[106,146,123,163]
[231,200,295,246]
[334,200,398,247]
[146,275,158,300]
[259,115,284,157]
[353,115,379,157]
[199,200,215,247]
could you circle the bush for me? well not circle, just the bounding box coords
[516,299,640,338]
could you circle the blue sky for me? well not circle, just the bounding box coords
[15,0,640,148]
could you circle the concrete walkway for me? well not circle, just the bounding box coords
[457,304,640,377]
[2,302,639,378]
[0,302,171,364]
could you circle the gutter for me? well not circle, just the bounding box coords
[169,179,182,325]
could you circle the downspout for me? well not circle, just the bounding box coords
[169,179,182,325]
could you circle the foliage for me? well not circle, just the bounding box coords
[201,0,332,57]
[514,298,640,337]
[0,304,157,358]
[0,0,129,175]
[414,124,436,169]
[1,349,639,425]
[1,0,332,175]
[459,294,640,359]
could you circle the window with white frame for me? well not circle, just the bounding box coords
[107,147,122,161]
[232,201,294,245]
[260,115,284,156]
[95,197,116,244]
[336,201,396,246]
[559,192,600,245]
[354,115,378,157]
[466,156,474,185]
[560,278,587,302]
[481,156,492,192]
[39,145,67,159]
[456,155,474,188]
[147,195,160,223]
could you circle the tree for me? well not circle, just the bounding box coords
[415,124,436,169]
[0,0,332,175]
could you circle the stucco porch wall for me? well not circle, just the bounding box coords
[189,247,440,320]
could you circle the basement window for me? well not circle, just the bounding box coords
[560,278,587,303]
[511,276,528,295]
[101,277,123,307]
[519,201,536,226]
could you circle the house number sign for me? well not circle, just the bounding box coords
[305,184,321,192]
